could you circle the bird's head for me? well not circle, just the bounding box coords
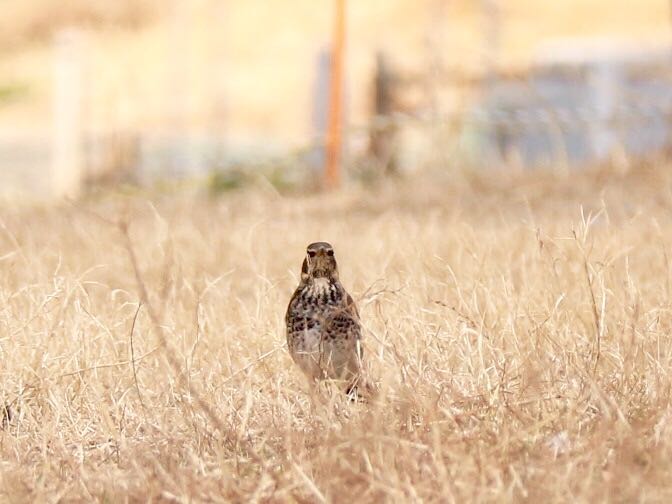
[301,242,339,281]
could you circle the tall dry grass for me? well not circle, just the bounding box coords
[1,163,672,501]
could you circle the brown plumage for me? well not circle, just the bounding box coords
[285,242,366,395]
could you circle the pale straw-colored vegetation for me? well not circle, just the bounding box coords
[1,162,672,501]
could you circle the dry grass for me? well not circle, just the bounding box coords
[1,163,672,501]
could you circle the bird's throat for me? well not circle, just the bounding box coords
[309,277,333,295]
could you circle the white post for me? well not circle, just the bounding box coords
[52,28,85,199]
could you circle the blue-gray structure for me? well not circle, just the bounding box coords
[470,43,672,167]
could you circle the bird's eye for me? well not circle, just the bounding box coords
[327,250,334,256]
[308,250,316,258]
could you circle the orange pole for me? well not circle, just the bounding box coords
[325,0,346,189]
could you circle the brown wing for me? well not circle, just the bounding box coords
[339,289,368,391]
[341,290,363,362]
[344,291,360,322]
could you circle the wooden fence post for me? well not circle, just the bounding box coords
[51,29,85,199]
[324,0,346,189]
[369,51,398,174]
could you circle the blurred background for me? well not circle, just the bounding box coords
[1,0,671,200]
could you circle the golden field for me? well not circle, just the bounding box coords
[1,163,672,501]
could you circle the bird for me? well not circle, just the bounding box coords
[285,242,368,396]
